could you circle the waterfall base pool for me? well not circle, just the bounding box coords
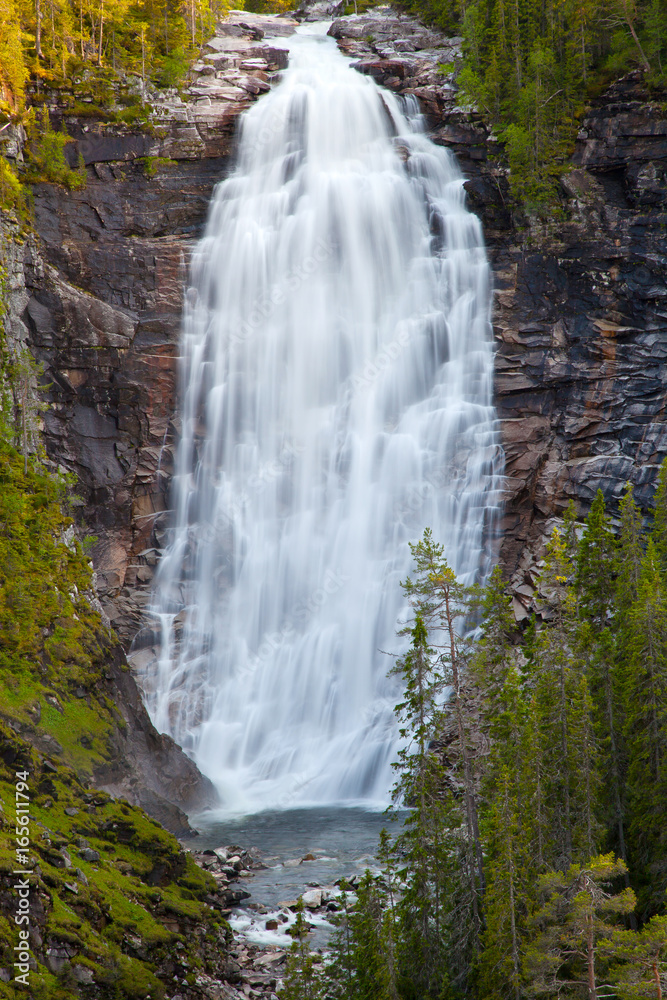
[186,806,403,948]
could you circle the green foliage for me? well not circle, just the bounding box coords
[603,914,667,998]
[0,312,232,994]
[24,108,86,189]
[403,0,667,211]
[0,0,27,109]
[0,719,230,999]
[0,158,29,218]
[281,900,321,1000]
[155,46,189,88]
[324,467,667,1000]
[524,855,636,998]
[137,155,177,177]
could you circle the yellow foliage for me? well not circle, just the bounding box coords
[0,0,27,108]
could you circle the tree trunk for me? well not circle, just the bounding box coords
[98,0,104,66]
[587,912,597,1000]
[444,587,485,936]
[35,0,43,58]
[621,0,651,70]
[652,960,662,1000]
[559,655,573,863]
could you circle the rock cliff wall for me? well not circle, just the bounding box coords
[7,10,667,642]
[15,13,294,644]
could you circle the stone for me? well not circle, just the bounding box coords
[301,889,322,909]
[79,848,100,862]
[72,965,94,984]
[265,919,279,930]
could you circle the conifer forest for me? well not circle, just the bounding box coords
[1,0,667,993]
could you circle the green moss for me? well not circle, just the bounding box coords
[136,156,177,177]
[0,721,230,995]
[0,430,232,996]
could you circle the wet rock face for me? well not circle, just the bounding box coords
[20,2,667,642]
[493,73,667,588]
[22,13,297,644]
[331,12,667,581]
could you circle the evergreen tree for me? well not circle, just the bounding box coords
[576,490,628,865]
[524,855,636,1000]
[604,915,667,999]
[623,539,667,916]
[651,457,667,576]
[530,528,601,869]
[616,482,645,614]
[281,901,320,1000]
[400,530,484,960]
[479,666,534,1000]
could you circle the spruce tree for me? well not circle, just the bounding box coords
[281,901,320,1000]
[623,539,667,917]
[524,528,602,872]
[479,667,534,1000]
[576,490,627,865]
[651,457,667,577]
[524,855,636,1000]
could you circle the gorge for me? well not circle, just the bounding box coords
[4,8,664,650]
[1,2,667,996]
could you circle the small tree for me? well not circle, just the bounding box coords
[524,854,636,1000]
[281,900,320,1000]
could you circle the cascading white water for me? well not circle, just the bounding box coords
[147,23,503,813]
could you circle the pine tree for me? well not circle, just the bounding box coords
[616,483,644,613]
[281,901,320,1000]
[524,854,636,1000]
[604,915,667,1000]
[651,457,667,576]
[576,490,628,866]
[623,538,667,917]
[388,611,465,995]
[479,667,535,1000]
[400,530,484,951]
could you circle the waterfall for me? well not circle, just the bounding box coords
[146,23,503,813]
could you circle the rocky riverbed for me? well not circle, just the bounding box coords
[187,842,360,998]
[185,807,393,997]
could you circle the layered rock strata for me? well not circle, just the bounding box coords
[5,8,667,640]
[328,15,667,613]
[15,13,297,644]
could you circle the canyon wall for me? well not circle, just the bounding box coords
[7,13,667,639]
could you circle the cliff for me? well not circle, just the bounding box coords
[5,8,667,635]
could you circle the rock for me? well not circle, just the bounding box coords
[79,848,100,862]
[296,0,345,21]
[265,919,279,930]
[72,965,94,984]
[301,889,322,909]
[301,853,316,862]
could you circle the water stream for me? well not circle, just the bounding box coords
[146,22,502,814]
